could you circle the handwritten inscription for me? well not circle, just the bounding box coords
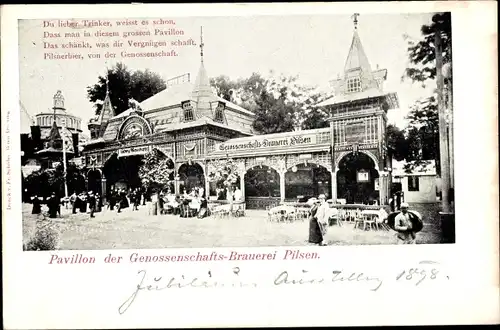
[274,270,383,291]
[117,261,449,315]
[119,268,256,315]
[395,260,446,286]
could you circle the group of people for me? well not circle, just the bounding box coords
[153,186,209,218]
[30,193,62,218]
[29,190,101,219]
[69,191,102,218]
[215,186,243,202]
[307,195,419,246]
[106,187,146,213]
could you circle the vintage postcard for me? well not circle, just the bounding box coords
[2,2,498,329]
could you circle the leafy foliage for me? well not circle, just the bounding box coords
[25,163,86,198]
[402,12,452,86]
[210,72,327,133]
[400,12,451,173]
[404,97,441,174]
[24,217,60,251]
[207,158,240,188]
[386,124,408,162]
[302,108,330,130]
[138,149,175,190]
[87,63,167,116]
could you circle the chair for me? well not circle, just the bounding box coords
[179,204,195,218]
[362,215,378,231]
[354,218,364,228]
[233,203,246,217]
[329,215,343,227]
[209,204,222,219]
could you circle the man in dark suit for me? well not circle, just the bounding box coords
[88,191,96,218]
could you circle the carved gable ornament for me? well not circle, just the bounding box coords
[118,116,152,140]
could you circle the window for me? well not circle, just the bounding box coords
[182,101,194,122]
[408,176,420,191]
[347,77,362,93]
[214,102,225,123]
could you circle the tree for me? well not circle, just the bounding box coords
[386,124,408,161]
[207,158,240,211]
[252,88,296,134]
[87,63,167,116]
[210,75,239,102]
[401,12,451,172]
[402,12,452,86]
[210,72,327,133]
[302,108,329,130]
[138,149,175,191]
[404,97,441,173]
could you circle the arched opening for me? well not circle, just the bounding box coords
[103,153,144,194]
[87,169,102,195]
[245,165,280,198]
[244,165,280,209]
[337,152,379,204]
[178,162,205,194]
[285,163,331,201]
[139,149,175,194]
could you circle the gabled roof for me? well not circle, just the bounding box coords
[157,115,252,135]
[134,81,254,117]
[48,120,61,145]
[315,88,387,107]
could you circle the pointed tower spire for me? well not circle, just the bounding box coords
[96,70,115,137]
[343,14,378,91]
[200,26,204,64]
[191,26,217,119]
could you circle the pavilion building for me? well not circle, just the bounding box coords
[82,19,398,208]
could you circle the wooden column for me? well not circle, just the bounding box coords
[330,169,337,202]
[330,121,336,203]
[101,176,107,204]
[379,172,387,206]
[174,163,180,195]
[435,26,451,213]
[279,170,286,203]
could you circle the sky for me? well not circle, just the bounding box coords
[18,13,435,136]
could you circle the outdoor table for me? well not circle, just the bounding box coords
[360,209,388,230]
[268,205,295,222]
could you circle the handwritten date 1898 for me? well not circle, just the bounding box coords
[395,261,448,286]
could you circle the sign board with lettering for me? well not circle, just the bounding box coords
[216,133,317,154]
[118,145,151,157]
[357,170,370,183]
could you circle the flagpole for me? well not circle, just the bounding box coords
[62,118,68,200]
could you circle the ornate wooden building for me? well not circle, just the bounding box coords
[315,16,399,205]
[207,17,399,208]
[83,19,398,208]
